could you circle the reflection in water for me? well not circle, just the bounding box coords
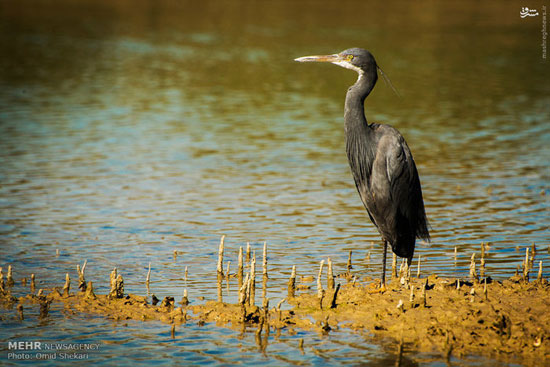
[0,0,549,365]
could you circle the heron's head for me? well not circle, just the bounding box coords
[295,48,400,96]
[294,48,377,76]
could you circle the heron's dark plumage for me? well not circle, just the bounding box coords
[347,123,430,258]
[295,47,430,286]
[342,48,430,260]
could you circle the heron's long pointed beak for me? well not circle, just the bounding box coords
[294,54,342,63]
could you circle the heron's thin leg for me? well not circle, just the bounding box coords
[381,240,387,287]
[406,256,412,268]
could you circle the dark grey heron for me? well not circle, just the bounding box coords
[295,48,430,288]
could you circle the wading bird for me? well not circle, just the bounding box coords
[295,48,430,288]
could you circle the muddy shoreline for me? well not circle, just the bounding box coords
[2,242,549,366]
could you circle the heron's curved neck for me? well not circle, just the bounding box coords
[344,71,377,133]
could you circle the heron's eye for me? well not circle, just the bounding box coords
[347,55,354,61]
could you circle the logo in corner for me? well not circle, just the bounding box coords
[520,7,539,18]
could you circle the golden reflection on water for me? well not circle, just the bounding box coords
[1,0,548,289]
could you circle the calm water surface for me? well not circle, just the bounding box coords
[1,0,548,365]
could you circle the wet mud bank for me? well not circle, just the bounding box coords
[1,240,549,366]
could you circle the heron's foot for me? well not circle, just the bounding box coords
[368,280,386,294]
